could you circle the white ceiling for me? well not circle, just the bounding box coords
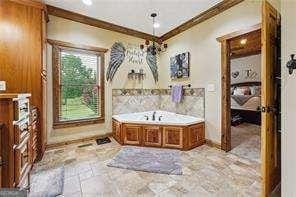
[45,0,223,36]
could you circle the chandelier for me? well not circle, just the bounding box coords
[140,13,167,55]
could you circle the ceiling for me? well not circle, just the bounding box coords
[45,0,223,36]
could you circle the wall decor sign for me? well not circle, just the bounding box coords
[170,52,190,79]
[125,43,145,65]
[244,69,258,79]
[106,42,159,83]
[231,71,240,78]
[231,68,258,81]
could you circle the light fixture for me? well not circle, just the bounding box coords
[82,0,92,6]
[240,38,247,45]
[153,22,160,28]
[140,13,167,56]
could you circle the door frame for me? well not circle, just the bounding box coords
[216,23,261,151]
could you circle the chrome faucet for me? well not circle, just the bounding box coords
[144,115,149,120]
[158,116,163,121]
[152,111,156,121]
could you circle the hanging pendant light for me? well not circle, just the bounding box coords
[140,13,168,55]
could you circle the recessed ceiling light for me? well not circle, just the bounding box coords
[82,0,92,6]
[153,22,160,28]
[240,39,247,45]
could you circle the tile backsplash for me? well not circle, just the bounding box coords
[112,88,205,118]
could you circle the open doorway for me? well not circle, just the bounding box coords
[218,1,281,195]
[217,24,262,153]
[228,29,262,162]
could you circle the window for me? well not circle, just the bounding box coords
[50,40,107,128]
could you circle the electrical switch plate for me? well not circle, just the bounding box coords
[207,84,215,92]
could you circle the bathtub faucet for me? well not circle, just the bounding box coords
[158,116,163,121]
[152,111,156,121]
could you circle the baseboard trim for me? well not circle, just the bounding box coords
[205,139,222,149]
[46,133,112,150]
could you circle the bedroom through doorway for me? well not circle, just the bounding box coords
[229,29,262,163]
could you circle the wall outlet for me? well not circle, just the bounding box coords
[0,81,6,91]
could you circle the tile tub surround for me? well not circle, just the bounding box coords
[112,88,205,118]
[32,138,261,196]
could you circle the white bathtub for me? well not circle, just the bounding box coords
[112,111,204,126]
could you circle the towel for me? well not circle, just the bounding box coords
[171,85,183,103]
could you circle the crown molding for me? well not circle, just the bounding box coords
[47,0,245,43]
[46,5,160,42]
[159,0,245,42]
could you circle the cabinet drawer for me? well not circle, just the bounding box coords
[14,118,29,145]
[15,135,30,185]
[14,99,30,122]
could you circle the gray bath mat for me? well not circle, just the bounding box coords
[107,146,182,175]
[29,166,64,197]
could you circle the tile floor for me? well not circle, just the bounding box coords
[231,123,261,163]
[32,138,262,197]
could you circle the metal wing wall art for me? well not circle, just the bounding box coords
[146,45,158,82]
[106,42,126,81]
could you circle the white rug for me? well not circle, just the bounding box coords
[29,167,64,197]
[107,146,182,175]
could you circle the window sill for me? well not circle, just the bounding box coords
[53,117,105,129]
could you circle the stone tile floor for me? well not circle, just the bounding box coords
[32,138,262,197]
[231,123,261,163]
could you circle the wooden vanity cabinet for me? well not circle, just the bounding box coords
[0,0,48,162]
[0,94,31,188]
[113,118,205,150]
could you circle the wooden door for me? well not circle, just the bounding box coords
[143,126,162,147]
[123,124,142,145]
[261,1,281,196]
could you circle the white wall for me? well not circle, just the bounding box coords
[158,0,261,143]
[46,16,159,143]
[231,54,261,84]
[281,1,296,196]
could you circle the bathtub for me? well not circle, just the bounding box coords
[112,111,204,126]
[112,111,205,150]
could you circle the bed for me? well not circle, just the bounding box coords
[231,82,261,125]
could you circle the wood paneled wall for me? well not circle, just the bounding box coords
[0,0,46,159]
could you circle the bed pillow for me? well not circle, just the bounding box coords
[233,86,251,95]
